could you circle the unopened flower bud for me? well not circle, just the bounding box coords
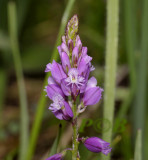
[83,137,112,155]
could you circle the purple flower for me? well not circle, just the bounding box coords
[83,137,112,155]
[80,77,103,106]
[48,94,73,120]
[82,87,103,106]
[46,153,63,160]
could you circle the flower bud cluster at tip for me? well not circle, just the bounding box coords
[45,15,103,121]
[66,14,78,43]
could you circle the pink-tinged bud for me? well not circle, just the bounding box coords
[62,35,66,44]
[45,63,52,72]
[68,39,74,52]
[81,47,87,56]
[57,46,62,56]
[83,87,103,106]
[61,43,69,56]
[83,137,112,155]
[60,52,71,73]
[75,35,82,50]
[46,153,63,160]
[72,47,79,64]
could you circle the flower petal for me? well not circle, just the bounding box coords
[46,84,64,100]
[51,60,67,84]
[48,76,56,85]
[61,79,71,96]
[83,87,103,105]
[60,52,71,72]
[52,110,64,120]
[86,77,97,90]
[62,101,73,120]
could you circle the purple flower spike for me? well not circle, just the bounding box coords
[83,137,112,155]
[46,153,63,160]
[83,87,103,106]
[45,15,104,122]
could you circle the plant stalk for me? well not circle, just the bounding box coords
[72,102,79,160]
[8,2,29,160]
[101,0,119,160]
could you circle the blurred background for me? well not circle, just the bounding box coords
[0,0,148,160]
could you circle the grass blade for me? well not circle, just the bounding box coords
[7,2,29,160]
[101,0,119,160]
[134,0,148,153]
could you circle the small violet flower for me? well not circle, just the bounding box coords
[46,153,63,160]
[83,137,112,155]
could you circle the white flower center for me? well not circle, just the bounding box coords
[49,94,64,111]
[65,68,85,88]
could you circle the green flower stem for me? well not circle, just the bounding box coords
[72,102,79,160]
[101,0,119,160]
[26,0,75,159]
[7,2,29,160]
